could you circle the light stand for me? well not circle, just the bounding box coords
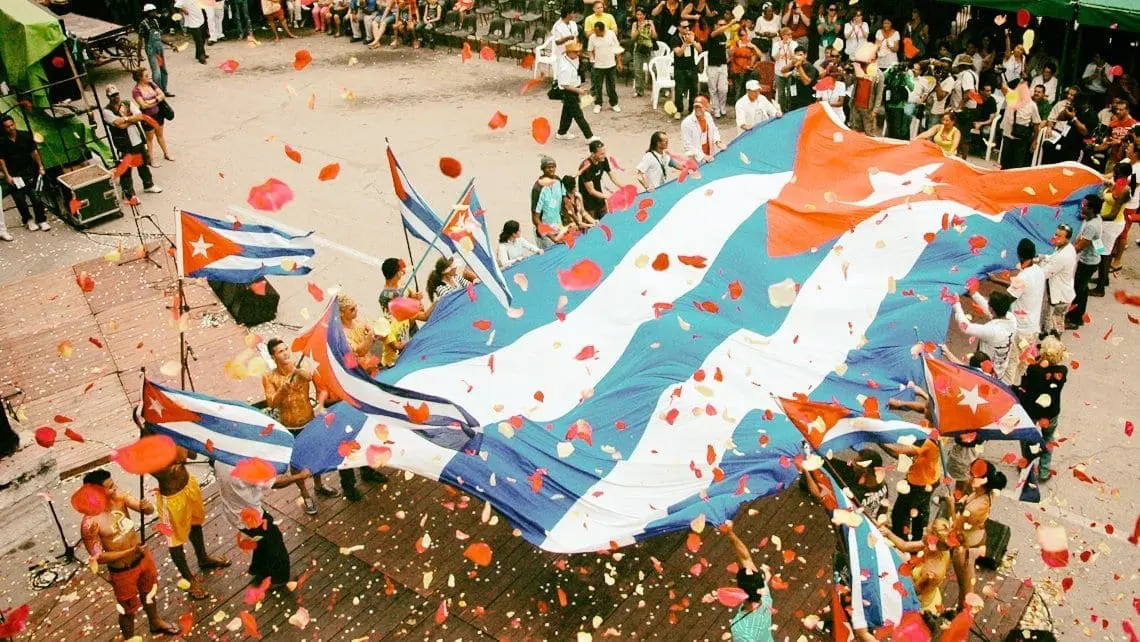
[122,200,175,270]
[45,497,78,564]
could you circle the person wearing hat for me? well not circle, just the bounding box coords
[925,57,955,129]
[999,78,1042,169]
[724,520,774,642]
[951,53,980,145]
[735,79,779,134]
[848,48,883,135]
[553,41,596,141]
[751,2,779,54]
[101,85,162,200]
[680,96,723,163]
[138,5,172,95]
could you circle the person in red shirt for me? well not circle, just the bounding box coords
[781,0,811,51]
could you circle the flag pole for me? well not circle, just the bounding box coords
[173,208,194,391]
[401,204,451,297]
[136,367,147,542]
[401,226,421,291]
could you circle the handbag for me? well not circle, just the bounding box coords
[547,80,563,101]
[151,82,174,120]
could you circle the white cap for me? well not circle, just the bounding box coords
[105,84,119,97]
[142,3,156,10]
[745,79,761,91]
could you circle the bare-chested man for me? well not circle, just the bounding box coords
[150,444,230,599]
[78,469,181,639]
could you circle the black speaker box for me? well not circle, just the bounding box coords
[975,519,1011,571]
[209,279,279,326]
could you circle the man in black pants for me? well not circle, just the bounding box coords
[1065,194,1104,330]
[554,41,595,141]
[671,20,701,120]
[0,115,49,232]
[101,86,162,199]
[174,0,208,64]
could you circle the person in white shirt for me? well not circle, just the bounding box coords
[874,19,900,71]
[953,289,1017,383]
[496,220,542,268]
[554,42,595,141]
[680,96,723,163]
[550,6,580,78]
[1001,31,1026,85]
[736,79,780,133]
[1038,223,1077,334]
[814,64,846,122]
[843,9,870,55]
[1004,238,1046,384]
[173,0,207,64]
[587,22,622,113]
[771,27,797,112]
[751,2,780,54]
[1081,52,1111,99]
[635,130,682,191]
[1031,63,1058,102]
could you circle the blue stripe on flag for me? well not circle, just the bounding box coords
[184,211,313,240]
[187,264,313,282]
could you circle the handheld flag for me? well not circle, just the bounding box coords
[140,378,294,472]
[177,210,314,283]
[921,355,1041,443]
[811,467,921,630]
[387,144,452,258]
[779,395,932,453]
[291,296,479,432]
[444,180,513,308]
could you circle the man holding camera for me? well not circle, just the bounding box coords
[672,20,702,120]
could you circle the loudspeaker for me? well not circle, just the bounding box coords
[976,519,1011,571]
[209,279,279,326]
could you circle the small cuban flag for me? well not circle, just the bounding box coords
[176,209,315,283]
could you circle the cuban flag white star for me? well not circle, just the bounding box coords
[958,385,988,413]
[189,235,214,258]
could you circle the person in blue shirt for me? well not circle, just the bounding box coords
[725,521,774,642]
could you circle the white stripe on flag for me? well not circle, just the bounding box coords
[870,529,905,626]
[194,254,315,271]
[341,416,458,480]
[456,246,510,308]
[157,420,294,464]
[402,202,454,258]
[227,206,389,271]
[820,417,932,448]
[325,342,469,425]
[213,227,314,249]
[846,525,869,629]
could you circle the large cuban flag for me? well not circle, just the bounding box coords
[299,105,1098,553]
[177,210,315,283]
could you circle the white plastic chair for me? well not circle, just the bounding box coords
[649,55,675,110]
[533,36,555,79]
[983,94,1006,163]
[654,40,670,58]
[696,50,708,88]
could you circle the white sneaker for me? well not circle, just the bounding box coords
[592,105,602,114]
[144,185,163,193]
[0,231,13,241]
[612,105,621,112]
[26,221,37,232]
[38,221,51,231]
[555,133,576,140]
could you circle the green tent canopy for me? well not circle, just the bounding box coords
[0,0,66,87]
[938,0,1140,31]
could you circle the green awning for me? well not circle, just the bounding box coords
[0,0,66,81]
[938,0,1140,31]
[0,95,111,169]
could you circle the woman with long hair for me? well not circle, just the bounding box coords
[426,258,470,302]
[916,112,961,157]
[1016,335,1068,481]
[1092,160,1134,296]
[949,459,1007,611]
[879,518,953,619]
[131,67,172,163]
[338,295,379,374]
[496,220,542,269]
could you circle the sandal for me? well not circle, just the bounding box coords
[200,556,231,570]
[150,622,183,636]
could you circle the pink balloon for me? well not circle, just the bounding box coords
[388,297,422,322]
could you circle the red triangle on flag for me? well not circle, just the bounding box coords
[180,211,244,275]
[779,396,852,449]
[290,297,360,408]
[923,355,1015,434]
[142,381,202,425]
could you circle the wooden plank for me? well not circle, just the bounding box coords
[18,373,134,478]
[0,313,114,404]
[0,266,89,344]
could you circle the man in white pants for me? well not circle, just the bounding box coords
[206,0,226,43]
[705,17,733,118]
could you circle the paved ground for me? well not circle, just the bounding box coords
[0,29,1137,640]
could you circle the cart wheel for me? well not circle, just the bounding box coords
[116,37,142,71]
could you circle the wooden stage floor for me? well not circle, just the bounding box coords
[19,469,1030,641]
[0,244,262,483]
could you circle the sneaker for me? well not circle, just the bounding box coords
[303,496,318,515]
[38,221,51,231]
[555,133,576,140]
[144,185,163,193]
[612,105,621,112]
[0,231,12,241]
[26,221,37,232]
[592,104,602,114]
[1089,288,1106,298]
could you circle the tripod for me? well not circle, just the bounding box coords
[46,497,78,564]
[122,201,175,269]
